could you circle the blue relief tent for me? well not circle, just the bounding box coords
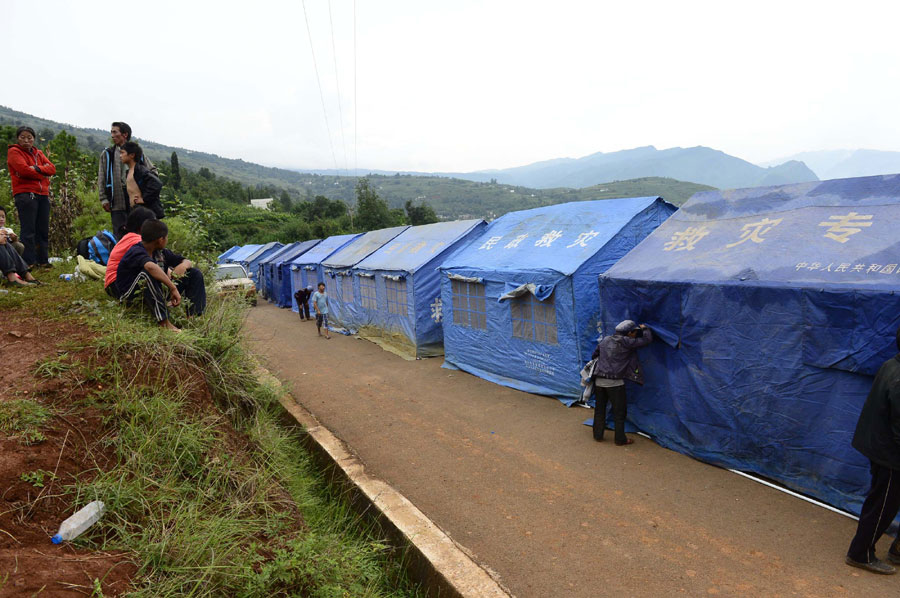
[440,197,676,398]
[258,242,304,303]
[244,242,283,284]
[597,174,900,518]
[347,219,487,358]
[290,233,363,314]
[224,244,262,266]
[322,226,410,327]
[217,245,241,264]
[273,239,320,307]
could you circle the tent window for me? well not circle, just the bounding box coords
[359,275,377,310]
[451,279,486,330]
[385,278,408,315]
[340,274,354,303]
[510,292,557,344]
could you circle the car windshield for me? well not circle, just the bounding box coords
[215,265,248,281]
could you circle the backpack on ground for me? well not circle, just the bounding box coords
[76,230,117,265]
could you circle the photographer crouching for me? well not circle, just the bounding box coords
[590,320,653,446]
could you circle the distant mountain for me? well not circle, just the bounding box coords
[760,149,900,181]
[446,145,819,190]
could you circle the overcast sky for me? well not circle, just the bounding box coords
[5,0,899,173]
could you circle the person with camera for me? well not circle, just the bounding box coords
[590,320,653,446]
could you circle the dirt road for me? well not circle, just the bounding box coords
[247,303,893,597]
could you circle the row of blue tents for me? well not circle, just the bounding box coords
[217,173,900,525]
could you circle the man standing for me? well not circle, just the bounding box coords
[98,122,156,239]
[591,320,652,446]
[846,327,900,574]
[311,282,331,339]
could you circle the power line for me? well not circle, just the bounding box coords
[353,0,358,178]
[301,0,339,172]
[328,0,350,175]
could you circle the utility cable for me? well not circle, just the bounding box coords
[328,0,350,175]
[353,0,358,178]
[302,0,339,172]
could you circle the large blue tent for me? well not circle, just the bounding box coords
[273,239,320,307]
[259,242,304,302]
[440,197,675,398]
[348,219,486,358]
[322,226,409,327]
[290,233,362,314]
[243,242,283,284]
[224,244,262,266]
[217,245,241,264]
[597,174,900,517]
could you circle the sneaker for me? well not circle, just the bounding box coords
[845,555,897,575]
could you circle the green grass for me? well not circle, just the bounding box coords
[5,268,422,598]
[0,398,52,445]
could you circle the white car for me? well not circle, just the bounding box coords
[213,263,257,306]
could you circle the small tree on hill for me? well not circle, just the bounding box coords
[405,200,439,225]
[355,177,395,231]
[170,151,181,190]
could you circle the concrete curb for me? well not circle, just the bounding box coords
[263,372,514,598]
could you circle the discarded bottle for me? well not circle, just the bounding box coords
[59,273,73,282]
[51,500,105,544]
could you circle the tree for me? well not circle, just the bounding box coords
[277,189,292,211]
[405,200,439,225]
[355,177,395,231]
[170,151,181,190]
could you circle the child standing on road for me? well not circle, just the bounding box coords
[312,282,330,339]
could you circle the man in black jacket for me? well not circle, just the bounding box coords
[846,326,900,574]
[590,319,652,446]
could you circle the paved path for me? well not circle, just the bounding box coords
[247,303,894,597]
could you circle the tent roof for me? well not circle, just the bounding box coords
[259,242,303,266]
[291,233,362,266]
[243,242,282,263]
[273,239,320,265]
[355,219,484,273]
[604,174,900,289]
[442,197,665,276]
[323,226,410,269]
[217,245,241,261]
[227,244,263,262]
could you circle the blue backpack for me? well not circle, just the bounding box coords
[76,230,117,265]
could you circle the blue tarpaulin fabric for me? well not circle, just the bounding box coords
[289,233,362,314]
[597,174,900,519]
[258,242,304,303]
[242,242,283,284]
[224,244,262,264]
[439,197,676,398]
[346,220,487,357]
[322,226,410,327]
[264,240,321,307]
[217,245,241,264]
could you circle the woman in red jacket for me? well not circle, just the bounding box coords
[7,126,56,267]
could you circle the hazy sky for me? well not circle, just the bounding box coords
[5,0,899,173]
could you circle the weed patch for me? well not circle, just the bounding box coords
[0,398,52,445]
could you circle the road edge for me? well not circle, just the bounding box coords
[258,367,515,598]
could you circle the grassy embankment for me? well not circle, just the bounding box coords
[0,268,422,598]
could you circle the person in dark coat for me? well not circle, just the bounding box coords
[590,320,652,446]
[845,326,900,574]
[294,285,313,320]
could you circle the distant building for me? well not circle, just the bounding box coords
[250,197,274,210]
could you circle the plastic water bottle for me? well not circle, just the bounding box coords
[59,273,73,282]
[51,501,105,544]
